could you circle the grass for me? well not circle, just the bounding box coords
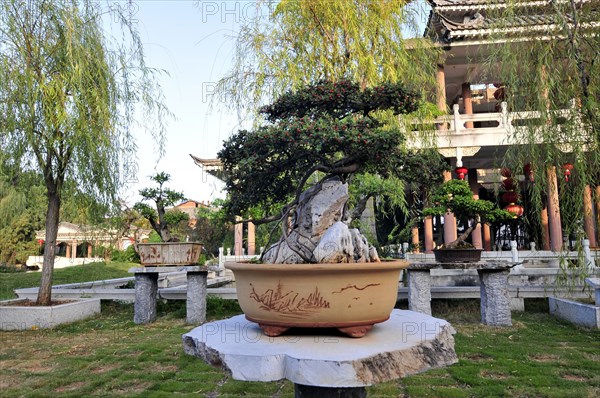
[0,298,598,397]
[0,261,134,300]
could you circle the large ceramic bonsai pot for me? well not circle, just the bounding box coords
[226,260,408,337]
[137,242,202,266]
[433,248,483,263]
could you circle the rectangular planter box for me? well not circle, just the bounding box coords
[549,296,600,329]
[0,298,101,331]
[137,242,202,266]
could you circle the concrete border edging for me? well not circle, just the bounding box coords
[0,298,101,331]
[548,296,600,329]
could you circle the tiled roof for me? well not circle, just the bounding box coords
[427,0,600,43]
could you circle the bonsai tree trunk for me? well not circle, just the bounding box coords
[444,224,475,249]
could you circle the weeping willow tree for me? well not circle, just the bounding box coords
[484,1,600,254]
[215,0,441,119]
[214,0,447,242]
[0,0,170,304]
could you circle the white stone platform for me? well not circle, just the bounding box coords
[182,309,457,388]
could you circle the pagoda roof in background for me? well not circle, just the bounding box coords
[189,154,225,181]
[426,0,600,45]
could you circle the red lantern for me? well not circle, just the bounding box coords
[504,203,524,217]
[38,239,44,246]
[502,191,520,204]
[523,163,534,182]
[562,163,574,182]
[502,178,516,191]
[455,167,468,180]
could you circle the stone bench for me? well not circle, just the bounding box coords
[408,261,519,327]
[129,266,209,325]
[183,309,457,398]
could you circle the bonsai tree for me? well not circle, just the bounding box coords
[423,179,514,249]
[218,80,425,263]
[133,172,188,242]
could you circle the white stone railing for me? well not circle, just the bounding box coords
[409,101,580,150]
[217,247,263,270]
[401,239,597,269]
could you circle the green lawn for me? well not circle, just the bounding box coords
[0,299,598,397]
[0,261,133,300]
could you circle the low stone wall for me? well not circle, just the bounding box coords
[0,298,101,331]
[549,297,600,329]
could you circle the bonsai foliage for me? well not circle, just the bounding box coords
[423,180,513,249]
[134,172,188,242]
[218,80,420,225]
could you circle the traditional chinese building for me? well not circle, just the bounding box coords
[192,1,599,255]
[410,0,599,253]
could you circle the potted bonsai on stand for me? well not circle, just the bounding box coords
[134,172,202,266]
[423,179,514,262]
[218,80,428,337]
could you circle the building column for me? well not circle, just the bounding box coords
[482,224,492,251]
[596,186,600,245]
[411,226,420,253]
[442,170,457,244]
[234,218,243,256]
[436,64,447,115]
[541,206,551,250]
[87,244,92,258]
[583,185,597,247]
[468,168,483,249]
[462,82,474,129]
[247,222,256,255]
[65,243,71,258]
[424,217,434,253]
[71,240,77,259]
[546,166,563,252]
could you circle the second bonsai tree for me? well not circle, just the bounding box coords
[134,172,188,242]
[423,179,514,249]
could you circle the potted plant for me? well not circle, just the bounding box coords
[133,172,202,266]
[423,179,514,262]
[218,80,430,337]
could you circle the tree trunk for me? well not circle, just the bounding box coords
[37,190,61,305]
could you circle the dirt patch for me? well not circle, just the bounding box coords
[561,374,588,382]
[480,370,510,380]
[0,359,54,373]
[144,363,178,373]
[90,364,120,374]
[0,299,74,307]
[54,381,88,392]
[113,381,152,395]
[461,353,492,362]
[528,354,561,362]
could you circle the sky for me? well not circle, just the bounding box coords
[121,1,269,206]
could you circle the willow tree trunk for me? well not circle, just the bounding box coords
[36,190,61,305]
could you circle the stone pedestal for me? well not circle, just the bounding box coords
[183,310,458,397]
[478,270,511,326]
[134,273,158,324]
[186,271,208,325]
[408,261,518,327]
[408,270,432,315]
[130,266,209,325]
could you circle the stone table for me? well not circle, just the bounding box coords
[408,261,519,326]
[129,266,208,325]
[183,309,457,398]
